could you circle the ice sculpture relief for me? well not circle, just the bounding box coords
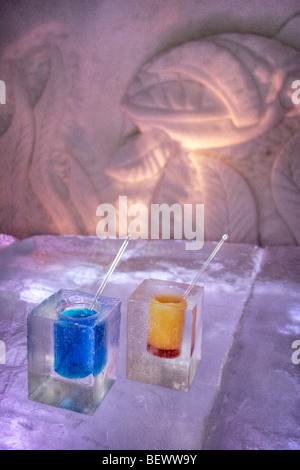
[107,33,300,245]
[117,34,300,149]
[0,24,300,245]
[188,153,258,244]
[0,25,100,238]
[272,133,300,245]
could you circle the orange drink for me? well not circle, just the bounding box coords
[147,292,187,358]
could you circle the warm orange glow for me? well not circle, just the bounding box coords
[147,293,187,356]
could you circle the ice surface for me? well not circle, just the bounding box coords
[0,235,297,449]
[202,246,300,450]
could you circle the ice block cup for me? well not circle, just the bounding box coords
[27,289,121,415]
[127,279,204,391]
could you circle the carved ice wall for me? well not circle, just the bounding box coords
[0,2,299,246]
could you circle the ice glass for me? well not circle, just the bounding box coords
[127,279,204,391]
[27,289,121,415]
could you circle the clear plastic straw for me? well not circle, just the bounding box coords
[89,235,131,311]
[183,234,229,299]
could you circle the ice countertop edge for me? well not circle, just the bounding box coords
[0,234,299,450]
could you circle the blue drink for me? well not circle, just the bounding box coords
[54,301,107,379]
[28,289,121,414]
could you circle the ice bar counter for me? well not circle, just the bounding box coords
[27,289,121,415]
[127,279,204,391]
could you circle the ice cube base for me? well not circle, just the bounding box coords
[127,279,204,392]
[27,289,121,414]
[28,372,115,415]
